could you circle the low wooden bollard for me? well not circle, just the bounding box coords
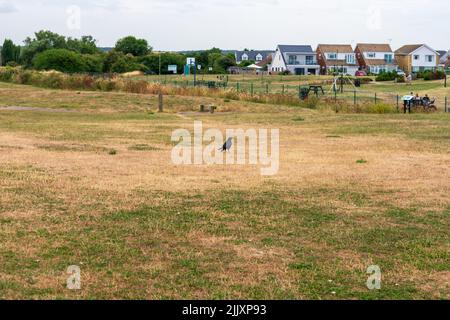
[158,92,163,113]
[210,106,217,114]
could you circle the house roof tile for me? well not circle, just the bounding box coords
[356,43,393,53]
[395,44,424,55]
[235,50,274,62]
[278,45,314,54]
[317,44,353,53]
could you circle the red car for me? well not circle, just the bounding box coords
[355,70,367,77]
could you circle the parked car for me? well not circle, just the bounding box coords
[355,70,367,77]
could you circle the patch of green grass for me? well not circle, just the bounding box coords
[37,144,108,153]
[128,144,159,151]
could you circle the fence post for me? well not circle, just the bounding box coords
[354,91,357,105]
[158,92,164,113]
[446,96,448,112]
[282,84,285,95]
[266,84,269,94]
[375,93,377,104]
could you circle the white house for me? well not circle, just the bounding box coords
[395,44,439,75]
[355,44,398,74]
[317,44,359,75]
[270,45,320,75]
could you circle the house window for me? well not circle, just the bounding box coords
[327,53,337,60]
[367,52,376,58]
[384,54,393,63]
[414,55,420,60]
[346,54,355,64]
[256,54,263,61]
[426,55,434,63]
[305,56,315,65]
[242,54,249,61]
[288,55,298,65]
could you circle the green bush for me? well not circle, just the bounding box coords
[417,70,445,80]
[375,71,398,81]
[82,54,105,73]
[33,49,87,73]
[0,67,15,82]
[103,51,144,73]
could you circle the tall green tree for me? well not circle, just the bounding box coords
[66,36,100,54]
[138,52,185,74]
[115,36,151,57]
[21,30,68,67]
[103,50,144,73]
[20,30,100,67]
[1,39,21,66]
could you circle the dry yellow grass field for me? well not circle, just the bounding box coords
[0,82,449,299]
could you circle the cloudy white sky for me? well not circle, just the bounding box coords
[0,0,449,51]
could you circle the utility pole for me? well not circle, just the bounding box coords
[194,62,197,87]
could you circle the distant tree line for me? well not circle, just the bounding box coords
[0,31,237,74]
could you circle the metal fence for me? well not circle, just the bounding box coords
[145,77,450,113]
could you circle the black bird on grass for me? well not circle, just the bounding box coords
[219,137,233,152]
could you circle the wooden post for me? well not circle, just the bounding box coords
[446,96,448,113]
[375,93,377,104]
[354,91,357,105]
[397,94,399,111]
[266,84,269,94]
[282,84,285,95]
[158,92,163,113]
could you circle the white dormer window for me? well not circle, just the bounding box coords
[242,53,249,61]
[367,52,376,58]
[327,53,338,60]
[256,54,263,61]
